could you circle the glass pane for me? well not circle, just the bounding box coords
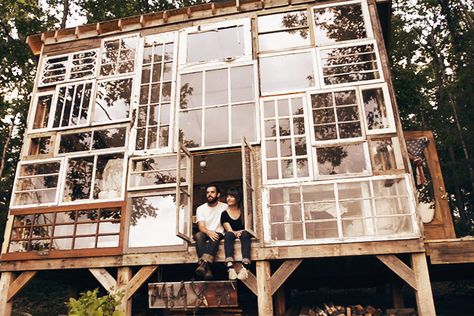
[340,199,373,218]
[302,184,335,201]
[74,237,96,249]
[317,143,368,175]
[205,69,228,106]
[94,154,124,199]
[260,52,314,93]
[232,103,256,143]
[306,221,338,239]
[93,128,126,150]
[231,65,254,103]
[11,227,30,240]
[376,216,413,235]
[204,106,228,146]
[342,219,373,237]
[128,195,183,247]
[64,157,94,201]
[362,88,391,130]
[271,223,303,241]
[267,161,278,179]
[31,225,53,239]
[76,223,97,235]
[259,31,310,51]
[19,162,60,176]
[94,78,132,122]
[53,224,75,237]
[97,235,119,248]
[179,110,201,148]
[8,241,29,252]
[338,182,370,200]
[55,211,76,223]
[29,137,51,155]
[313,4,366,45]
[187,26,245,63]
[304,202,337,220]
[70,50,97,80]
[14,191,57,206]
[130,156,178,188]
[77,209,98,222]
[258,11,308,33]
[33,94,52,129]
[373,178,408,198]
[180,72,202,109]
[269,187,300,204]
[370,138,404,171]
[374,198,410,216]
[98,221,120,234]
[30,239,51,251]
[51,238,73,250]
[59,132,92,153]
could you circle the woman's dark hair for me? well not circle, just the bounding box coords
[226,187,242,204]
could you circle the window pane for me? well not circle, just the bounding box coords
[97,235,119,248]
[29,137,51,155]
[94,154,124,199]
[179,110,201,148]
[260,52,314,93]
[259,11,308,32]
[59,132,92,153]
[370,138,404,171]
[204,106,228,146]
[306,221,338,239]
[74,237,96,249]
[33,94,52,129]
[93,128,127,150]
[70,50,97,80]
[41,55,68,85]
[64,157,94,201]
[180,73,202,109]
[362,87,392,131]
[53,82,92,128]
[130,156,179,188]
[271,223,303,241]
[313,4,366,45]
[187,26,245,63]
[316,143,368,176]
[376,216,413,235]
[94,78,132,123]
[129,195,183,247]
[51,238,73,250]
[230,65,254,103]
[232,103,256,143]
[206,69,228,106]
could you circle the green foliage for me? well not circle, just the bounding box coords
[67,288,125,316]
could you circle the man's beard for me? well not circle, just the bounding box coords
[207,195,219,205]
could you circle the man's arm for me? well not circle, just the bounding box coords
[198,221,220,241]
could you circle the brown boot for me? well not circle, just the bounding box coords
[204,264,213,280]
[195,260,207,279]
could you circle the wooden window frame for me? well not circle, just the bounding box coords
[260,94,313,184]
[60,150,127,206]
[132,31,179,155]
[124,190,187,254]
[10,158,63,209]
[2,201,125,261]
[262,174,419,246]
[28,90,55,133]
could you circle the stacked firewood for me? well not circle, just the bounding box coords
[299,303,382,316]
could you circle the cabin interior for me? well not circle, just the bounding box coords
[0,0,473,315]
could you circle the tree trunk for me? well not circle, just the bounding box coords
[0,118,14,180]
[60,0,70,29]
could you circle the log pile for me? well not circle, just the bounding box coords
[299,303,383,316]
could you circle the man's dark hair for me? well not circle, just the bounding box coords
[226,187,242,204]
[205,183,220,194]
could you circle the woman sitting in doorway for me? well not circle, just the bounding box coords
[221,187,252,280]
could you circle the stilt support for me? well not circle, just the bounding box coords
[256,261,273,316]
[377,253,435,315]
[274,285,286,316]
[90,266,158,316]
[0,271,37,316]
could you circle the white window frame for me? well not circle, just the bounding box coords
[49,79,95,131]
[127,153,189,191]
[368,135,405,174]
[28,90,55,133]
[311,0,374,47]
[55,123,129,156]
[59,150,127,206]
[98,33,139,79]
[131,31,179,155]
[262,174,419,246]
[307,86,366,146]
[38,49,99,87]
[10,158,64,209]
[315,39,384,89]
[259,48,319,96]
[176,60,260,151]
[260,94,313,184]
[178,18,253,70]
[359,83,396,135]
[92,75,135,126]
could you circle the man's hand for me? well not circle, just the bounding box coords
[207,230,220,241]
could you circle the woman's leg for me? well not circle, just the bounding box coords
[224,232,237,263]
[239,231,252,264]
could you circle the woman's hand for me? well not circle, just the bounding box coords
[235,230,243,238]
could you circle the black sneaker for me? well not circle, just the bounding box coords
[195,260,207,279]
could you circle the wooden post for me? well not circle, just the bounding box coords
[256,261,273,316]
[411,253,436,316]
[0,272,14,316]
[274,285,286,316]
[117,267,132,316]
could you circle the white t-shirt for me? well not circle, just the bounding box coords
[196,201,227,233]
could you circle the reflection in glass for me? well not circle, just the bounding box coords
[94,154,124,199]
[93,128,126,150]
[187,26,245,63]
[317,143,367,175]
[179,110,201,148]
[362,87,391,130]
[370,138,404,171]
[130,156,181,188]
[70,50,97,80]
[260,52,314,93]
[94,79,132,122]
[129,195,183,247]
[306,221,338,239]
[14,162,60,206]
[29,137,51,155]
[100,36,137,76]
[33,94,52,129]
[64,157,94,201]
[41,55,68,85]
[180,73,202,109]
[258,11,309,51]
[313,4,366,45]
[53,82,92,128]
[59,132,91,153]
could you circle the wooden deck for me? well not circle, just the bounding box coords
[426,238,474,264]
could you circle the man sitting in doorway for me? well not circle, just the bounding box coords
[194,184,228,280]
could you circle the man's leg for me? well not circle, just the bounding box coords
[194,232,207,259]
[204,233,224,262]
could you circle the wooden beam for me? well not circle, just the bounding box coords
[426,239,474,264]
[125,266,157,300]
[117,267,132,316]
[0,272,14,316]
[89,268,117,293]
[7,271,37,301]
[270,259,302,295]
[411,253,436,316]
[376,255,417,290]
[234,263,257,295]
[256,261,273,315]
[274,286,286,316]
